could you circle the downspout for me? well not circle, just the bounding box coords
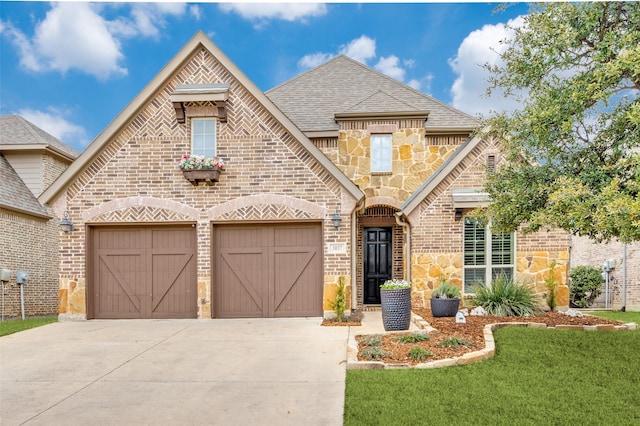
[351,199,366,312]
[622,243,627,312]
[394,212,411,283]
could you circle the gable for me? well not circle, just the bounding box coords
[40,32,363,207]
[0,153,49,218]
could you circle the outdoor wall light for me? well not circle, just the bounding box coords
[331,210,342,229]
[60,211,74,233]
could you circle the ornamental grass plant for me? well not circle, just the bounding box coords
[470,275,542,316]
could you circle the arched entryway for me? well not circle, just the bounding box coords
[356,205,405,306]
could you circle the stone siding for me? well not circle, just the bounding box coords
[54,47,354,319]
[337,128,462,203]
[570,236,640,311]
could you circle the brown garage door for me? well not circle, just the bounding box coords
[214,223,322,318]
[90,226,197,319]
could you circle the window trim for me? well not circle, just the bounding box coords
[370,133,392,173]
[190,117,217,157]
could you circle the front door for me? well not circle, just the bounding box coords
[363,227,392,304]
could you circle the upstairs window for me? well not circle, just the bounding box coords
[463,218,514,293]
[370,134,392,173]
[191,118,216,157]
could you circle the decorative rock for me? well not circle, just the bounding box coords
[470,306,488,316]
[559,308,583,317]
[455,311,466,323]
[459,308,469,316]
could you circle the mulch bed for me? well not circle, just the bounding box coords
[321,310,363,326]
[356,309,625,366]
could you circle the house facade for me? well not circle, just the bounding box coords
[0,115,78,318]
[42,32,570,320]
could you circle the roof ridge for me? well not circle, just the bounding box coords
[343,89,420,113]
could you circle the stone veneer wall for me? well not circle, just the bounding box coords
[570,236,640,311]
[410,136,571,310]
[336,127,463,202]
[54,47,354,319]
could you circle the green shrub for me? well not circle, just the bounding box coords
[328,276,347,321]
[436,336,473,348]
[569,265,603,308]
[394,333,430,344]
[360,335,382,347]
[408,347,432,361]
[471,275,542,316]
[431,281,461,299]
[361,346,389,361]
[545,262,559,312]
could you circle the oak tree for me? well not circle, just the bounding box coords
[481,2,640,242]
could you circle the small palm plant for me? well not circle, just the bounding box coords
[471,275,542,317]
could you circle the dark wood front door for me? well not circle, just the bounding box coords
[363,227,392,304]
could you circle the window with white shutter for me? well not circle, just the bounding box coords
[463,218,514,292]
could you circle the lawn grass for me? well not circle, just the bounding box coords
[345,327,640,425]
[585,310,640,324]
[0,316,57,337]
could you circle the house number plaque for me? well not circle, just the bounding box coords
[327,243,347,255]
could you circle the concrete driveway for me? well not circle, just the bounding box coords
[0,318,349,426]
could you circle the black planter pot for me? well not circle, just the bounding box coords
[430,298,460,317]
[381,288,411,331]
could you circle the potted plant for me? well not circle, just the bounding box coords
[380,279,411,331]
[430,277,461,317]
[179,154,225,186]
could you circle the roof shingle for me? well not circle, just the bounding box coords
[0,153,50,218]
[0,115,79,159]
[266,55,479,133]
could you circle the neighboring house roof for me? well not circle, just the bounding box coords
[266,55,479,135]
[40,31,364,206]
[0,153,50,218]
[0,115,79,160]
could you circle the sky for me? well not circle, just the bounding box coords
[0,1,530,153]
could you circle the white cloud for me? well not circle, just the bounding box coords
[219,3,327,24]
[374,55,405,81]
[298,52,335,69]
[449,16,526,117]
[18,107,90,149]
[407,73,434,94]
[338,35,376,64]
[189,5,202,21]
[116,3,187,39]
[1,3,190,80]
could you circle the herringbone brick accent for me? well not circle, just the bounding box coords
[92,206,193,223]
[216,204,313,221]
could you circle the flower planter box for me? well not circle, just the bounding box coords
[381,287,411,331]
[430,298,460,317]
[182,167,222,186]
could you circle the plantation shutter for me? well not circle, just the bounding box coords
[463,219,486,292]
[491,232,514,280]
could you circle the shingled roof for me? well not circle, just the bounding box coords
[266,55,479,134]
[0,115,79,160]
[0,153,50,218]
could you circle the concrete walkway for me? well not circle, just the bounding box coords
[0,318,349,426]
